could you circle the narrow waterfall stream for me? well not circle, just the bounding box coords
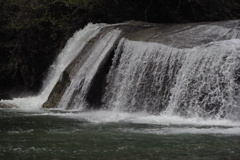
[58,29,121,109]
[0,20,240,160]
[0,23,103,110]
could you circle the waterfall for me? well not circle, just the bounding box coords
[58,29,121,109]
[0,23,103,110]
[101,20,240,120]
[1,20,240,121]
[103,38,240,120]
[166,39,240,120]
[102,39,186,113]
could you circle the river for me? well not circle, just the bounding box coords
[1,108,240,160]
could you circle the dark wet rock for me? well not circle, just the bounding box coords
[43,71,70,108]
[0,102,14,108]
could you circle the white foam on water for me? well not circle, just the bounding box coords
[38,109,240,127]
[120,127,240,135]
[32,109,240,135]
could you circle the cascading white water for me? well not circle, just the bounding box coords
[103,38,240,120]
[103,39,186,113]
[0,23,103,110]
[1,20,240,140]
[166,39,240,119]
[58,29,121,109]
[102,22,240,120]
[1,20,240,123]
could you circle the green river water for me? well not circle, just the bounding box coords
[0,109,240,160]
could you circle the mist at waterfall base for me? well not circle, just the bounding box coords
[1,21,240,159]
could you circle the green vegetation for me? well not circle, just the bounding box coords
[0,0,240,96]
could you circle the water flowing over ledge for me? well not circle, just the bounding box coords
[0,23,103,110]
[1,20,240,124]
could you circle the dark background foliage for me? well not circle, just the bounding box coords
[0,0,240,97]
